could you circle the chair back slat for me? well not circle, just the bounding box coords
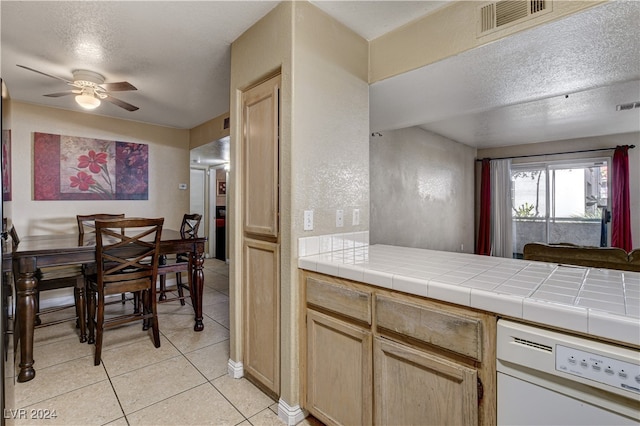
[9,225,19,247]
[77,214,125,234]
[180,213,202,239]
[94,218,164,295]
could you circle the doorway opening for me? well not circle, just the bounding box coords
[190,136,230,261]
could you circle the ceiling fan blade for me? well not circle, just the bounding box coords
[103,94,139,112]
[17,64,73,84]
[100,81,137,92]
[43,91,75,97]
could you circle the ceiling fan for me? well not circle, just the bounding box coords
[17,64,139,111]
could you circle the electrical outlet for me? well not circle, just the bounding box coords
[304,210,314,231]
[352,209,360,226]
[336,209,344,227]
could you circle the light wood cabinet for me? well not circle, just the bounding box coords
[306,276,371,324]
[242,74,280,239]
[374,337,478,426]
[305,275,373,425]
[375,294,483,361]
[303,271,496,426]
[306,309,373,426]
[241,74,281,396]
[243,238,280,394]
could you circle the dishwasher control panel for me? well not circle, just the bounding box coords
[556,345,640,394]
[497,319,640,400]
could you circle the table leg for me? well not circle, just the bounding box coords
[15,257,37,382]
[75,276,87,343]
[192,249,204,332]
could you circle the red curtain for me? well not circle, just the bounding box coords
[476,159,491,255]
[611,145,632,251]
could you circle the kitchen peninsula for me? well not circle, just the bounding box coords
[297,234,640,425]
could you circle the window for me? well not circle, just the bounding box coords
[511,158,610,257]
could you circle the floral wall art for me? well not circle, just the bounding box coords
[2,129,11,201]
[33,132,149,200]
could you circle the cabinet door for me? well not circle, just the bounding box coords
[374,337,478,426]
[242,74,280,238]
[243,238,280,394]
[307,309,372,426]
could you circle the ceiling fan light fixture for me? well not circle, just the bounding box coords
[75,93,101,110]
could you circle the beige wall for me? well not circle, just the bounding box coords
[370,127,476,252]
[189,111,230,150]
[369,0,604,83]
[477,132,640,249]
[292,2,369,234]
[230,0,369,411]
[8,101,190,235]
[229,0,293,404]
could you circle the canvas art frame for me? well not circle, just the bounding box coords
[33,132,149,200]
[2,129,11,201]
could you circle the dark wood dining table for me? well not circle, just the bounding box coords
[3,229,206,382]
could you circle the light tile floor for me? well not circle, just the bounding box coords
[5,259,314,426]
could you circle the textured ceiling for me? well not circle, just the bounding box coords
[370,1,640,148]
[1,0,445,132]
[0,1,281,129]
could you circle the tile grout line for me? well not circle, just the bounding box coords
[101,361,130,426]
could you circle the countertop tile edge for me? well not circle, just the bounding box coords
[588,310,640,347]
[470,289,524,319]
[522,298,589,334]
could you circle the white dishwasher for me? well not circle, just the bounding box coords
[497,319,640,425]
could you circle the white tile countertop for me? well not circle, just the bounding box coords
[298,242,640,347]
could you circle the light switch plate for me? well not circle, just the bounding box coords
[336,209,344,227]
[304,210,314,231]
[352,209,360,226]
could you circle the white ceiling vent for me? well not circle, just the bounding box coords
[478,0,552,37]
[616,102,640,111]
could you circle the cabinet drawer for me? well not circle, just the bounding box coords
[375,295,482,361]
[306,277,372,324]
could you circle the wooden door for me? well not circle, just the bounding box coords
[307,309,373,426]
[374,337,478,426]
[241,74,281,395]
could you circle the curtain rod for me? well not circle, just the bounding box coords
[476,144,635,162]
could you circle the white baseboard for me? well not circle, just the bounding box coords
[227,358,244,379]
[278,399,307,425]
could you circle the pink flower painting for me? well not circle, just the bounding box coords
[2,130,11,201]
[34,132,148,200]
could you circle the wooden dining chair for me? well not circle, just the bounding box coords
[9,226,87,342]
[157,213,202,305]
[77,214,131,305]
[86,217,164,366]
